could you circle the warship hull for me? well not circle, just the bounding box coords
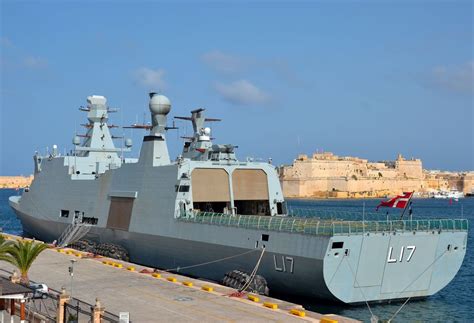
[10,194,467,304]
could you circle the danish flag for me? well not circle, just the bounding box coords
[376,192,414,211]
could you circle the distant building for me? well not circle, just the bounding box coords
[279,152,472,198]
[0,175,34,189]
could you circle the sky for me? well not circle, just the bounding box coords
[1,0,473,175]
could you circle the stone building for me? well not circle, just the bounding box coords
[279,152,472,198]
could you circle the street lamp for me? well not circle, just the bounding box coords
[69,259,77,299]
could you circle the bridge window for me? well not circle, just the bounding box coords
[175,185,190,192]
[332,241,344,249]
[60,210,69,218]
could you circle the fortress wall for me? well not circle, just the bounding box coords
[395,159,423,179]
[462,174,474,194]
[0,176,34,189]
[280,151,472,198]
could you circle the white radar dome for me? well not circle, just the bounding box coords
[149,93,171,115]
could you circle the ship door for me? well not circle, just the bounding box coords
[232,169,270,216]
[191,168,230,213]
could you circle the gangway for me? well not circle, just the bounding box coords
[57,220,91,247]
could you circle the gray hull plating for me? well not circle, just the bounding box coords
[11,198,467,304]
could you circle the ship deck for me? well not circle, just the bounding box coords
[178,211,468,236]
[0,234,360,322]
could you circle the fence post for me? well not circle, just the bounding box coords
[57,287,70,323]
[92,298,105,323]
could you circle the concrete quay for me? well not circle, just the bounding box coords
[0,237,360,322]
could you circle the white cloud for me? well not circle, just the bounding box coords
[202,50,249,74]
[428,61,473,95]
[133,67,167,90]
[23,56,48,69]
[214,80,270,106]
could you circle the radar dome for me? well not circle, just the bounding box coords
[149,93,171,115]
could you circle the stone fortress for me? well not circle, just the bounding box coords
[279,152,474,198]
[0,175,34,189]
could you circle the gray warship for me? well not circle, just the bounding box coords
[9,93,468,304]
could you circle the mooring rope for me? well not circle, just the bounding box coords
[238,246,266,293]
[344,256,377,320]
[164,248,259,272]
[387,250,448,322]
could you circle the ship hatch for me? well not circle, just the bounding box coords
[192,168,231,213]
[107,197,134,231]
[232,169,270,215]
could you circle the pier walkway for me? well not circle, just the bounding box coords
[0,239,359,322]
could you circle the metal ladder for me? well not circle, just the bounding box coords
[57,220,92,247]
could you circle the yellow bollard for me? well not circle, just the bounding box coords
[263,302,278,310]
[152,273,161,278]
[247,295,260,302]
[201,285,213,292]
[320,317,338,323]
[290,309,306,317]
[182,281,193,287]
[167,277,177,282]
[114,263,123,268]
[127,266,135,271]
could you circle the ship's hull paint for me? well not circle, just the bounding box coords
[12,206,467,304]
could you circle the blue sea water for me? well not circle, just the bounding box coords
[0,189,472,322]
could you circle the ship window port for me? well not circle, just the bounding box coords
[175,185,190,192]
[60,210,69,218]
[332,242,344,249]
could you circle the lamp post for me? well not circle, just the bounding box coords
[69,259,77,299]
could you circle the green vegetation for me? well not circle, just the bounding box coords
[0,234,48,284]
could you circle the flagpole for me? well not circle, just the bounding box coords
[400,191,414,220]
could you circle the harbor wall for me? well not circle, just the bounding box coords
[280,152,473,198]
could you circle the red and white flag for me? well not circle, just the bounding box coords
[376,192,414,211]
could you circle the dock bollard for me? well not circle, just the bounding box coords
[263,302,278,310]
[152,273,161,278]
[201,285,213,292]
[290,309,306,317]
[247,295,260,302]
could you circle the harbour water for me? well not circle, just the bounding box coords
[1,189,472,322]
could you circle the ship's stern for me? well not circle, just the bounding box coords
[322,220,468,304]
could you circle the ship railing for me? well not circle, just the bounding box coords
[287,207,385,221]
[177,211,468,236]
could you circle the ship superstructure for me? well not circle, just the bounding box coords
[9,93,468,304]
